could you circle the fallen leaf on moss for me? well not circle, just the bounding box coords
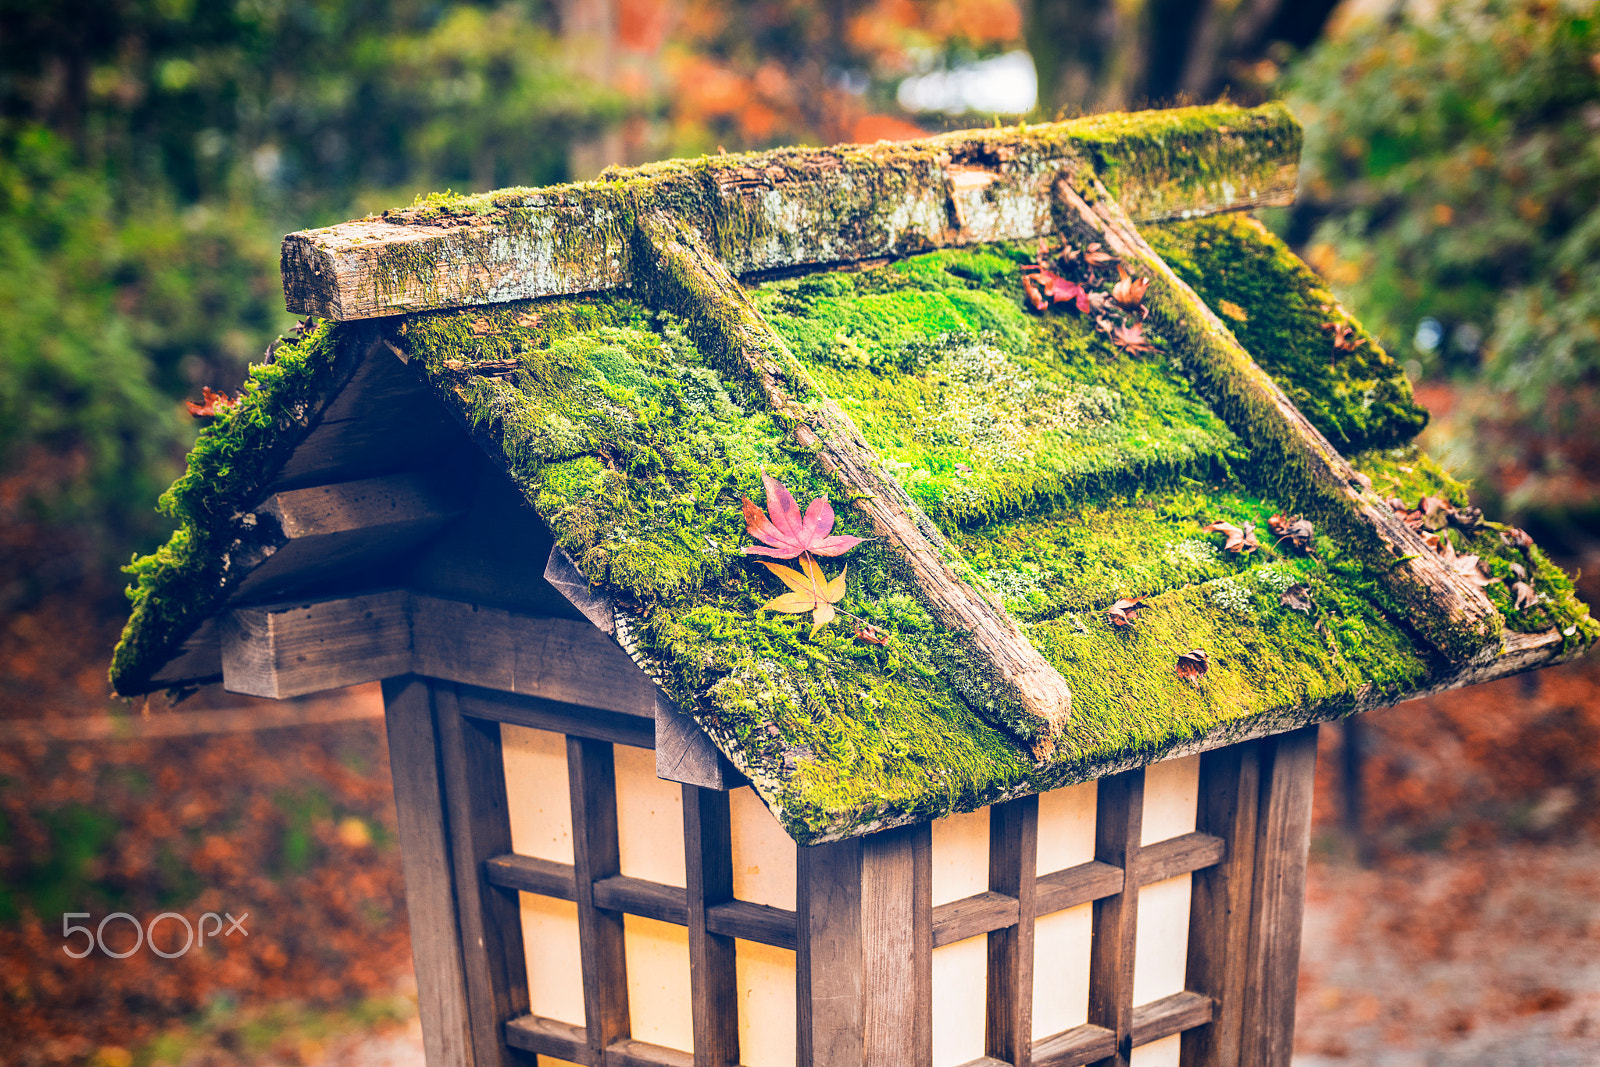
[761,555,847,635]
[1449,553,1497,588]
[185,386,236,418]
[1280,584,1313,613]
[1449,506,1484,528]
[469,317,499,336]
[1110,322,1158,355]
[1203,520,1259,554]
[1269,514,1315,552]
[1418,496,1451,530]
[1111,267,1150,312]
[1106,597,1145,627]
[1511,581,1538,610]
[1218,299,1249,322]
[1322,321,1358,353]
[1510,563,1528,580]
[853,623,890,645]
[1502,528,1535,550]
[514,312,541,328]
[1176,649,1210,685]
[742,473,864,559]
[1083,242,1117,267]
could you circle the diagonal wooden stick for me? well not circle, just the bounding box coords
[1052,171,1503,663]
[635,213,1074,757]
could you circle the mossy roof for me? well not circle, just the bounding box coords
[114,137,1596,844]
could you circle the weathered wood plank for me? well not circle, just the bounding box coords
[606,1037,698,1067]
[1053,172,1501,663]
[1087,770,1143,1067]
[684,787,740,1067]
[1032,1024,1117,1067]
[657,693,736,791]
[568,737,631,1058]
[223,589,411,699]
[380,677,474,1067]
[432,681,529,1067]
[1130,991,1214,1047]
[591,875,690,926]
[932,890,1020,949]
[412,593,656,715]
[1138,832,1226,886]
[453,683,654,749]
[862,825,927,1067]
[637,214,1072,755]
[1035,860,1124,916]
[913,821,934,1067]
[704,899,799,950]
[231,464,473,616]
[282,104,1299,320]
[987,797,1038,1067]
[1181,743,1261,1067]
[797,835,863,1067]
[504,1013,592,1063]
[484,853,577,900]
[1239,727,1319,1067]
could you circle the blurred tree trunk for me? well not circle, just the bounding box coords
[1025,0,1341,115]
[561,0,625,179]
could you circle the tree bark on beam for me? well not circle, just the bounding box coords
[635,213,1075,757]
[1051,171,1503,663]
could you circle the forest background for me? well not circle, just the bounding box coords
[2,0,1598,1063]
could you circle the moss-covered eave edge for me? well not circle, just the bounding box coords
[782,626,1582,845]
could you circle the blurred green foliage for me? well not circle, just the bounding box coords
[0,1,616,577]
[1285,1,1600,404]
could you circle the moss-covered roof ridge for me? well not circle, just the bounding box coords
[282,102,1302,322]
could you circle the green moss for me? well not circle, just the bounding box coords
[751,246,1240,525]
[1147,213,1428,452]
[110,322,364,695]
[1352,446,1598,645]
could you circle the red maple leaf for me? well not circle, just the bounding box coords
[741,473,864,559]
[185,386,237,418]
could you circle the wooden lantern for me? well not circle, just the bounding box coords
[112,101,1593,1067]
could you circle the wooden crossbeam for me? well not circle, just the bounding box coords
[1052,171,1503,663]
[637,213,1074,755]
[282,104,1301,320]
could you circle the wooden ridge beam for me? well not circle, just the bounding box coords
[281,104,1300,320]
[637,212,1074,756]
[1053,171,1503,663]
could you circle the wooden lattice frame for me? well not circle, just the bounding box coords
[383,672,1317,1067]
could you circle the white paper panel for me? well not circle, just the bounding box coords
[931,806,989,906]
[932,934,987,1067]
[502,724,573,864]
[625,914,694,1052]
[614,743,686,887]
[737,939,797,1067]
[730,786,797,910]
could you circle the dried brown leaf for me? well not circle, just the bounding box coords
[1106,597,1145,628]
[1203,520,1259,554]
[1511,581,1538,610]
[1280,584,1313,614]
[1175,648,1210,685]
